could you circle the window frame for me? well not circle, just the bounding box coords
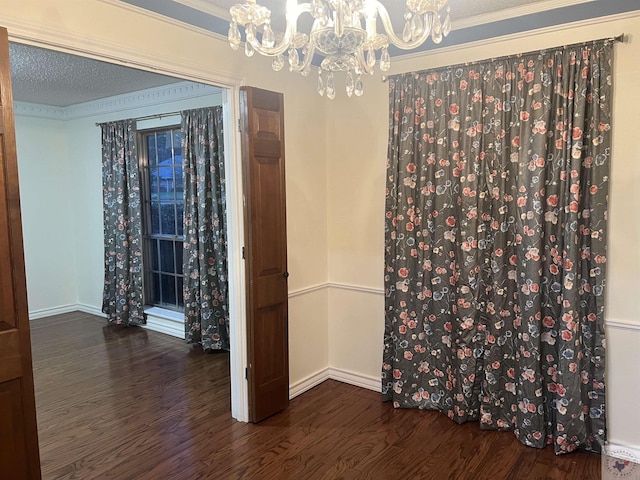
[137,125,185,311]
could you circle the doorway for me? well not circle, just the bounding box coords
[9,41,249,423]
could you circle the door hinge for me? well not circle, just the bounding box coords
[245,367,248,379]
[238,118,242,132]
[242,246,246,259]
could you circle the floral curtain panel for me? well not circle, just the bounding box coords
[182,107,230,350]
[383,40,612,454]
[101,119,145,326]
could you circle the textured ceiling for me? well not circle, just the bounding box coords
[10,43,181,107]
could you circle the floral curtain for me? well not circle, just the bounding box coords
[101,119,145,325]
[383,40,612,454]
[182,107,229,350]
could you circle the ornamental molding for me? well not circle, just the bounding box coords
[14,81,222,121]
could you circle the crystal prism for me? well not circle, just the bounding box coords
[346,71,355,97]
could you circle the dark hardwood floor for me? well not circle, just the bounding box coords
[31,312,604,479]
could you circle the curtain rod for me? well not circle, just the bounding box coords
[95,111,181,127]
[381,33,626,83]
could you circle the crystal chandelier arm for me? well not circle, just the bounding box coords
[292,42,316,73]
[375,3,433,50]
[246,1,312,56]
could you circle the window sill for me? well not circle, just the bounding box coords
[145,306,183,322]
[143,307,184,339]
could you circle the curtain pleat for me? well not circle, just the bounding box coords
[383,40,612,454]
[182,107,229,350]
[101,119,145,325]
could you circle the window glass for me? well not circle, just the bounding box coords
[140,126,184,310]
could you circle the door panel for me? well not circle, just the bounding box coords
[240,87,289,423]
[0,27,42,479]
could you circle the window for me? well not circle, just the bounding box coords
[139,127,184,310]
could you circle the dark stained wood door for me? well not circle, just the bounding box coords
[240,87,289,422]
[0,27,42,479]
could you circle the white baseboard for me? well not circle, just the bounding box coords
[328,367,381,392]
[76,303,106,318]
[289,366,380,400]
[29,304,78,320]
[605,443,640,463]
[289,368,331,399]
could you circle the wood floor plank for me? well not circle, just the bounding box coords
[31,312,605,479]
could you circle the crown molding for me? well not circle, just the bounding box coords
[14,81,222,121]
[392,9,640,68]
[64,81,222,120]
[98,0,229,44]
[13,102,65,120]
[172,0,230,21]
[3,2,243,89]
[453,0,594,30]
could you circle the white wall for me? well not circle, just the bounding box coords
[2,0,330,389]
[15,86,223,314]
[9,0,636,454]
[326,13,640,452]
[65,87,225,311]
[15,115,78,316]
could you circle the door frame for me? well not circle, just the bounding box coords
[6,35,250,421]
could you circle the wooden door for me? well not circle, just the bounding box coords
[0,28,42,479]
[240,87,289,422]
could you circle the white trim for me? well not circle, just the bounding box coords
[604,443,640,464]
[393,10,640,66]
[64,81,222,120]
[97,0,229,44]
[289,368,331,399]
[288,283,328,298]
[3,10,248,422]
[606,319,640,332]
[28,304,78,320]
[143,307,185,339]
[453,0,594,31]
[327,282,384,295]
[289,367,380,399]
[14,102,65,120]
[328,367,381,393]
[15,82,222,121]
[288,282,385,298]
[4,9,244,89]
[172,0,231,21]
[76,303,105,318]
[224,86,249,423]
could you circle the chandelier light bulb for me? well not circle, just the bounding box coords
[228,0,452,98]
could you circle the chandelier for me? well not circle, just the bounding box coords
[228,0,451,98]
